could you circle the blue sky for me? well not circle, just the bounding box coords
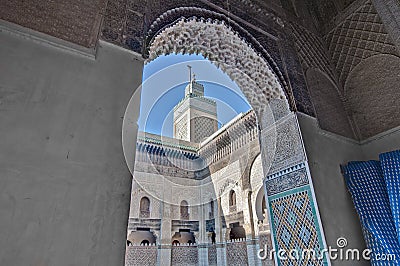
[138,54,251,137]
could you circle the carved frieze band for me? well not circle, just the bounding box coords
[147,17,289,113]
[265,162,308,196]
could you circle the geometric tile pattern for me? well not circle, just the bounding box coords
[193,116,216,143]
[171,245,199,266]
[175,116,188,141]
[226,240,249,266]
[325,0,398,86]
[269,189,326,266]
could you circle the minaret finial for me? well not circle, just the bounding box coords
[187,65,192,82]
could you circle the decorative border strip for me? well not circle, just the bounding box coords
[266,162,306,180]
[265,163,308,196]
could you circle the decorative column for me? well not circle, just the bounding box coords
[158,201,172,266]
[213,242,226,266]
[198,244,209,266]
[258,104,330,266]
[246,238,261,266]
[198,204,209,266]
[215,198,226,265]
[242,189,261,266]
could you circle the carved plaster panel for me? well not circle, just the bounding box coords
[259,113,306,176]
[265,163,308,196]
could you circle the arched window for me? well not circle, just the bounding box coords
[140,197,150,218]
[262,195,266,217]
[229,190,237,213]
[180,200,189,220]
[209,200,214,218]
[229,190,236,206]
[172,240,180,245]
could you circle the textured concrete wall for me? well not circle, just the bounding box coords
[306,68,355,139]
[344,54,400,140]
[0,28,143,265]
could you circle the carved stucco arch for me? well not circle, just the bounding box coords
[146,16,290,116]
[144,7,289,99]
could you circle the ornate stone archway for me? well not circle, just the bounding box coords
[142,12,330,266]
[146,17,289,116]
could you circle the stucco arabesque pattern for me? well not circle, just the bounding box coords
[144,6,288,93]
[266,163,308,196]
[260,113,306,178]
[218,178,239,197]
[147,17,289,114]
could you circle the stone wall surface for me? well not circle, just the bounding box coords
[0,0,107,47]
[259,234,274,266]
[305,69,355,139]
[344,54,400,139]
[208,244,217,265]
[325,0,398,87]
[361,127,400,161]
[288,0,400,140]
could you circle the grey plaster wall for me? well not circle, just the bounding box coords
[0,29,143,265]
[361,126,400,161]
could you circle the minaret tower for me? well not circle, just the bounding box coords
[173,66,218,143]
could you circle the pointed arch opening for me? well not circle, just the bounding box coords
[139,196,151,218]
[180,200,189,220]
